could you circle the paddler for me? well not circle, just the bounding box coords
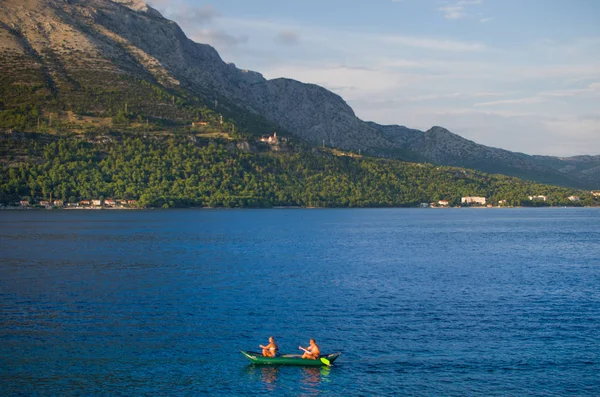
[260,336,278,357]
[299,338,320,360]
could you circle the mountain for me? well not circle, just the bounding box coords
[0,0,598,189]
[368,124,600,188]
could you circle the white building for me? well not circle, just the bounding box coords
[461,196,487,205]
[528,195,547,201]
[568,196,580,202]
[260,132,279,144]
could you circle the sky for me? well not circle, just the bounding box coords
[146,0,600,156]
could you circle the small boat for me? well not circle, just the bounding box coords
[240,351,341,366]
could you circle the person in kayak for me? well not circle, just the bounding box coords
[299,338,320,360]
[260,336,278,357]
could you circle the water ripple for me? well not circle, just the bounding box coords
[1,208,599,395]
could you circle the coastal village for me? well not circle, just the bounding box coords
[6,192,599,210]
[13,198,138,210]
[423,193,592,208]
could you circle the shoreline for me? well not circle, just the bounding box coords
[1,205,597,211]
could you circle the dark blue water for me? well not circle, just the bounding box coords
[1,208,599,396]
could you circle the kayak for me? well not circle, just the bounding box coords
[240,350,341,366]
[240,351,341,366]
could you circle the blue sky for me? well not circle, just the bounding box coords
[147,0,600,156]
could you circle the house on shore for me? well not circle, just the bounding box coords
[568,196,580,202]
[438,200,450,207]
[461,196,487,205]
[529,195,547,201]
[20,200,29,207]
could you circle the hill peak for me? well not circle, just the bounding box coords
[425,126,453,136]
[110,0,148,12]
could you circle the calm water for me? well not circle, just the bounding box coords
[1,208,599,396]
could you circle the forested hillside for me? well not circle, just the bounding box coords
[1,133,596,208]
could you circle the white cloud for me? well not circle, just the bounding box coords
[149,1,220,24]
[381,34,485,51]
[408,91,511,103]
[543,82,600,98]
[437,0,483,20]
[474,97,548,107]
[474,82,600,108]
[191,30,249,48]
[438,5,466,20]
[149,3,250,49]
[177,4,221,24]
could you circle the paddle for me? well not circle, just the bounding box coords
[299,347,330,366]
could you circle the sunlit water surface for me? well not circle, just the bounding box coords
[1,208,599,396]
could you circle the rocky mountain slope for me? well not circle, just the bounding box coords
[369,124,600,188]
[0,0,598,189]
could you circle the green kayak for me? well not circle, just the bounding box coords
[240,351,341,366]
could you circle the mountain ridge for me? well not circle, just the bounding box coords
[0,0,599,189]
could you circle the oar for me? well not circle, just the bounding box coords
[299,347,331,366]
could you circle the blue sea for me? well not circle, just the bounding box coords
[1,208,599,396]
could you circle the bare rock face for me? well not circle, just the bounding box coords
[0,0,598,189]
[244,79,388,150]
[26,0,376,150]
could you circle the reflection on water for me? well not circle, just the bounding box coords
[260,366,279,391]
[300,366,330,395]
[241,365,281,393]
[242,365,330,395]
[300,367,330,395]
